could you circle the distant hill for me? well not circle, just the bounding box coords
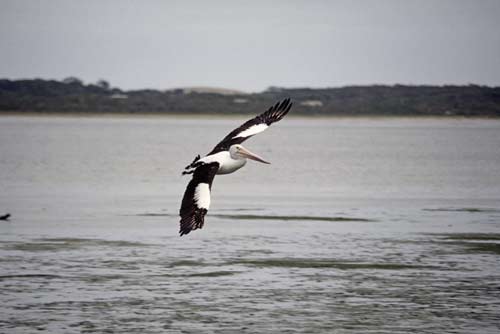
[174,86,248,96]
[1,78,499,116]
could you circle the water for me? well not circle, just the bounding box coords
[1,115,500,333]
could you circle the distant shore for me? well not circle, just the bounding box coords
[1,79,499,117]
[2,111,499,121]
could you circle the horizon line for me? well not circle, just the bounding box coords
[1,76,499,93]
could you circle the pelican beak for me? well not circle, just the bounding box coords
[239,146,270,164]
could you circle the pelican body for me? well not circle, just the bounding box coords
[185,144,269,176]
[214,150,247,175]
[179,98,292,236]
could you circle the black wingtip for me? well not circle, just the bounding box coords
[179,220,190,236]
[262,98,293,125]
[277,98,290,109]
[282,98,292,111]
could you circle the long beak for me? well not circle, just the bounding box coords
[239,146,270,164]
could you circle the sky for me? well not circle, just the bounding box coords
[1,0,499,92]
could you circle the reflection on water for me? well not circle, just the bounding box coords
[1,116,500,333]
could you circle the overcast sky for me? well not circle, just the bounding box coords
[1,0,499,92]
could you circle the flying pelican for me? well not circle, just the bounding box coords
[179,98,292,236]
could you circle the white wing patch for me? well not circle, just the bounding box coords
[233,124,268,139]
[194,183,211,209]
[199,151,229,165]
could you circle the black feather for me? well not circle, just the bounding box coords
[207,98,292,155]
[179,163,219,236]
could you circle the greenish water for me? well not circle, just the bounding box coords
[1,116,500,333]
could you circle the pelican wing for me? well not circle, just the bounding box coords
[179,162,219,236]
[208,98,292,155]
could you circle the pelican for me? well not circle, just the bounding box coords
[179,98,292,236]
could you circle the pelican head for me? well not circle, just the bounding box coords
[229,144,270,164]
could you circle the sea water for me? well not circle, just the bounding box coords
[1,115,499,333]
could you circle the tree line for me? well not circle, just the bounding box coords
[1,78,499,116]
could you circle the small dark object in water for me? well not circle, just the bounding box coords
[0,213,10,221]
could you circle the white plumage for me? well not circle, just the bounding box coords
[233,123,268,139]
[194,183,211,209]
